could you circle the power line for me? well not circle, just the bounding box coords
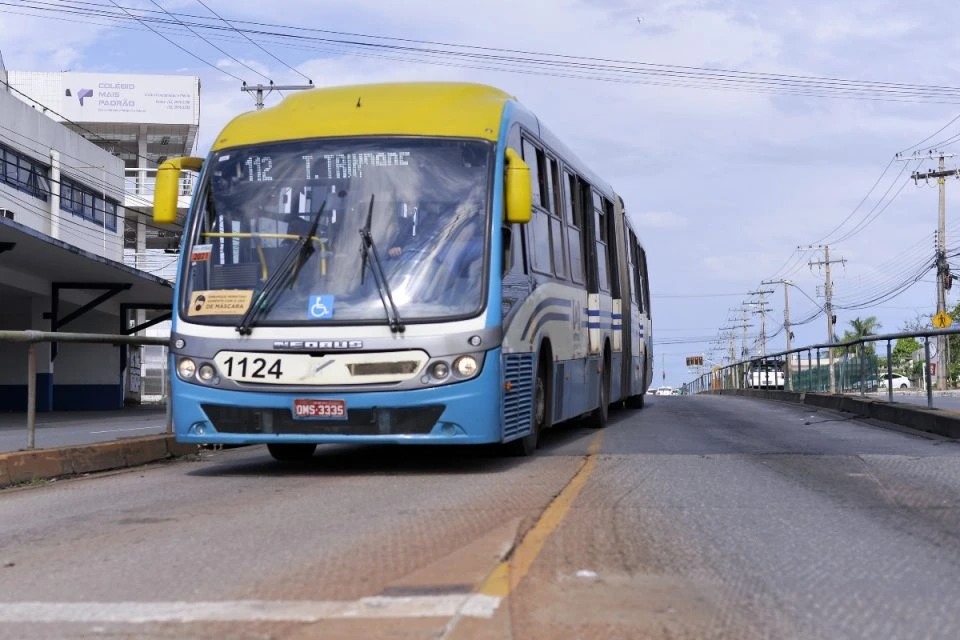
[149,0,271,83]
[194,0,311,84]
[9,1,960,103]
[829,162,919,244]
[0,124,181,238]
[1,76,156,167]
[898,112,960,155]
[104,0,245,83]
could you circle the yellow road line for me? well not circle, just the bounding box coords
[478,432,604,598]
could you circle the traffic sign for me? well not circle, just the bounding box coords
[933,311,953,329]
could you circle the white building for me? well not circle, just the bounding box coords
[0,65,198,410]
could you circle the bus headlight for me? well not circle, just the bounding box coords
[454,355,478,377]
[177,358,197,380]
[197,363,216,382]
[430,362,450,380]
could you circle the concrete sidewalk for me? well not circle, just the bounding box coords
[0,405,194,488]
[717,388,960,439]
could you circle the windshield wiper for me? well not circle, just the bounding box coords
[236,202,326,336]
[358,194,405,333]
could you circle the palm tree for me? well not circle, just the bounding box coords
[845,316,882,386]
[847,316,881,342]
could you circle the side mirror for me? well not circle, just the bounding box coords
[504,148,532,224]
[154,156,203,224]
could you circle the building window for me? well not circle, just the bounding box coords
[60,175,119,232]
[0,144,50,202]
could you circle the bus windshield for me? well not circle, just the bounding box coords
[180,137,492,326]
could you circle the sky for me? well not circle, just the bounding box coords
[3,0,960,387]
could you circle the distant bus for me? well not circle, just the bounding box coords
[153,82,653,461]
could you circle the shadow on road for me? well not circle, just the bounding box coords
[184,411,619,479]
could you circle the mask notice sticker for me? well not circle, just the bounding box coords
[188,290,253,316]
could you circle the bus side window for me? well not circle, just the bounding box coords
[521,138,544,209]
[564,170,585,284]
[502,224,512,275]
[547,155,566,280]
[630,235,644,313]
[529,209,553,275]
[522,138,566,279]
[592,191,610,292]
[639,247,651,316]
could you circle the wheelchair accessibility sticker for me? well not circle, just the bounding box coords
[308,295,335,319]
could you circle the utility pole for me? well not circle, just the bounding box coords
[241,80,315,110]
[911,153,959,390]
[746,288,774,356]
[736,306,753,360]
[762,279,793,390]
[809,245,846,394]
[717,325,741,388]
[717,330,737,365]
[721,307,753,387]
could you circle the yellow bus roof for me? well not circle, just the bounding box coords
[212,82,513,151]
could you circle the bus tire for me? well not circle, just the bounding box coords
[625,358,646,409]
[267,443,317,462]
[625,392,645,409]
[589,355,610,428]
[506,352,549,456]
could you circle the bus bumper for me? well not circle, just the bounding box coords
[169,353,504,446]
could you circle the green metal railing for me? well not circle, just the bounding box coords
[685,327,960,409]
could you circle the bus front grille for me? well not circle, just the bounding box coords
[502,353,535,439]
[201,404,445,436]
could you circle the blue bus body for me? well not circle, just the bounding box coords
[160,83,652,457]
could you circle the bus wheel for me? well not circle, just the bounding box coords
[506,359,548,456]
[625,392,645,409]
[626,358,648,409]
[267,443,317,462]
[589,359,610,428]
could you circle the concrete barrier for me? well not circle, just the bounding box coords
[715,389,960,439]
[0,436,196,488]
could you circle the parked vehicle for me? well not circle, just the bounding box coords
[656,386,673,396]
[879,373,911,389]
[745,361,784,389]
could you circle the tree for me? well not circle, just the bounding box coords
[891,337,921,373]
[842,316,881,356]
[901,313,929,333]
[948,301,960,384]
[837,316,881,388]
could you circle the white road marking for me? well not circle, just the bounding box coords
[89,426,164,434]
[0,595,503,623]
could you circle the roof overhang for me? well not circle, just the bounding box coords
[0,218,174,310]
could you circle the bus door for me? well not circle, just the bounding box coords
[585,188,615,356]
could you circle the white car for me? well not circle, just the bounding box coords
[655,386,673,396]
[745,364,784,389]
[879,373,911,389]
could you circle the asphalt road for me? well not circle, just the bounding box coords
[3,394,960,639]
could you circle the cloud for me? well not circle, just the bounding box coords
[4,0,960,387]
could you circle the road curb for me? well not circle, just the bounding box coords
[0,435,196,488]
[715,389,960,439]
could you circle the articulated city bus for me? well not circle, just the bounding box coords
[154,82,653,460]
